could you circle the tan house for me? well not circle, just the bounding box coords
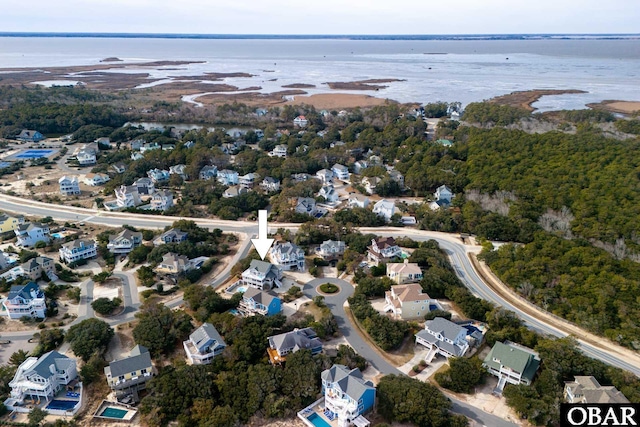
[386,260,423,284]
[155,252,192,274]
[564,376,630,404]
[20,256,55,281]
[384,283,433,320]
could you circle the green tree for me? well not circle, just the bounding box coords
[66,318,114,362]
[133,301,191,356]
[9,350,29,366]
[66,287,81,303]
[435,357,486,393]
[27,407,48,427]
[91,297,122,315]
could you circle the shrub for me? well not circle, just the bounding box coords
[91,297,122,315]
[319,283,339,294]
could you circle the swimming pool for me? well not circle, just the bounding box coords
[100,407,128,419]
[14,149,55,159]
[46,400,79,411]
[307,413,332,427]
[236,286,247,293]
[51,233,64,239]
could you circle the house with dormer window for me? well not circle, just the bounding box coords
[105,345,155,402]
[320,365,376,427]
[267,328,322,365]
[367,237,401,264]
[384,283,432,320]
[239,287,282,316]
[15,223,50,247]
[269,242,305,271]
[2,282,46,319]
[241,260,283,290]
[107,229,143,254]
[59,239,97,264]
[415,317,470,362]
[183,323,226,365]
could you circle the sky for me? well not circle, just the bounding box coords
[1,0,639,35]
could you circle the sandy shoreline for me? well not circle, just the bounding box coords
[285,93,396,109]
[489,89,587,112]
[586,100,640,115]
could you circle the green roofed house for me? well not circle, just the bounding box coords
[483,341,540,394]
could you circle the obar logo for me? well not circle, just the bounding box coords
[561,404,640,427]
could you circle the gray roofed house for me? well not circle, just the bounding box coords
[483,341,540,393]
[564,376,630,404]
[183,323,227,365]
[239,287,282,316]
[153,228,188,246]
[295,197,317,216]
[104,345,154,402]
[241,259,283,290]
[156,252,192,275]
[316,240,346,260]
[199,165,218,180]
[267,327,322,364]
[415,317,469,361]
[269,241,305,271]
[107,229,143,254]
[321,364,376,425]
[17,129,44,142]
[3,282,46,319]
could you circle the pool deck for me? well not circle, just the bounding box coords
[92,400,138,422]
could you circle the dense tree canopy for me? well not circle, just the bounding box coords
[66,318,114,361]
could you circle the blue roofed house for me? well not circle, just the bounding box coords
[153,228,188,246]
[4,351,79,414]
[239,287,282,316]
[147,168,170,183]
[321,364,376,427]
[183,323,227,365]
[267,327,322,364]
[2,282,46,319]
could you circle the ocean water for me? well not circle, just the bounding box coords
[0,37,638,111]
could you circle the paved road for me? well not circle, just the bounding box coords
[304,278,516,427]
[1,193,639,378]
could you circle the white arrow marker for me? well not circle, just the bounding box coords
[251,210,274,260]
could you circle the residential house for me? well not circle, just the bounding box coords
[256,108,268,117]
[140,142,161,153]
[83,173,110,186]
[59,176,81,196]
[217,170,239,186]
[386,260,423,284]
[347,193,369,209]
[0,213,24,234]
[239,173,260,189]
[129,139,145,151]
[131,152,144,161]
[15,223,50,247]
[367,237,402,264]
[20,256,55,281]
[169,164,188,180]
[239,287,282,316]
[372,199,396,222]
[295,197,317,216]
[104,345,155,402]
[150,190,174,211]
[241,259,283,290]
[415,317,470,362]
[483,341,541,393]
[267,328,322,364]
[260,177,281,192]
[134,178,155,195]
[156,252,192,275]
[223,185,248,198]
[353,160,369,175]
[95,137,111,147]
[269,242,305,271]
[76,149,97,166]
[318,184,339,204]
[362,176,381,195]
[115,185,142,208]
[153,228,188,246]
[388,170,405,188]
[271,144,288,158]
[332,164,350,181]
[2,282,46,319]
[112,162,127,174]
[563,376,630,404]
[4,351,78,412]
[147,168,170,183]
[199,165,218,181]
[316,240,345,260]
[434,185,454,203]
[384,283,432,320]
[316,169,334,184]
[293,115,308,128]
[450,111,461,121]
[59,239,97,264]
[183,323,227,365]
[184,140,195,149]
[429,199,450,211]
[401,216,417,225]
[107,229,143,254]
[16,129,44,143]
[292,173,312,182]
[321,365,376,427]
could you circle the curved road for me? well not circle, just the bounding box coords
[1,193,639,379]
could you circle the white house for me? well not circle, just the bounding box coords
[316,240,345,260]
[183,323,227,365]
[260,177,281,192]
[320,365,376,427]
[199,165,218,181]
[141,142,161,152]
[295,197,317,216]
[241,260,283,290]
[150,190,174,211]
[347,193,369,209]
[76,149,97,166]
[131,152,144,161]
[112,162,127,174]
[59,239,97,264]
[434,185,454,203]
[367,237,402,264]
[372,199,396,222]
[15,223,50,247]
[115,185,142,208]
[239,173,260,189]
[169,164,188,180]
[353,160,369,175]
[107,229,143,254]
[318,184,339,204]
[331,164,350,181]
[564,376,630,404]
[293,115,308,128]
[415,317,470,362]
[217,170,239,186]
[362,176,381,195]
[58,176,80,196]
[385,283,432,320]
[269,242,305,271]
[83,173,110,186]
[316,169,334,184]
[271,144,288,158]
[4,351,79,413]
[147,168,170,183]
[2,282,46,319]
[134,177,155,195]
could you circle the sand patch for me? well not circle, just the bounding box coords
[286,93,395,109]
